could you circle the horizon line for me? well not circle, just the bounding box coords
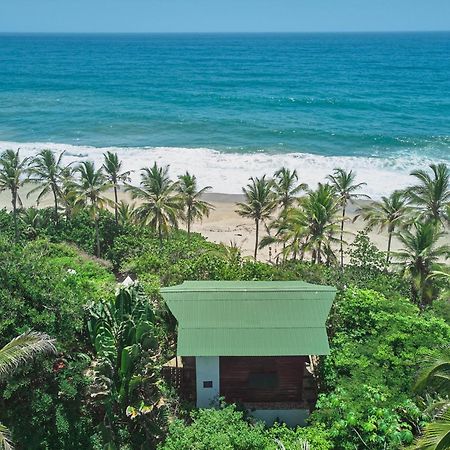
[0,30,449,35]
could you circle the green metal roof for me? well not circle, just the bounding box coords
[160,281,336,357]
[161,280,335,292]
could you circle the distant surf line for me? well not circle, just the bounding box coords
[1,140,447,198]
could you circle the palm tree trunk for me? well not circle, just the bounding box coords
[386,231,393,264]
[52,186,59,224]
[95,218,101,257]
[340,204,346,268]
[187,205,191,242]
[158,221,163,247]
[113,185,118,225]
[12,190,18,242]
[254,219,259,260]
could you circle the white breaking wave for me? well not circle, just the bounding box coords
[1,141,447,199]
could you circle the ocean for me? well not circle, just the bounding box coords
[0,32,449,196]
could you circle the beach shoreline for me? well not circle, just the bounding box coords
[1,184,438,262]
[1,140,449,200]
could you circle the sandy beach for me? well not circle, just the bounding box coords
[194,193,406,261]
[0,184,428,262]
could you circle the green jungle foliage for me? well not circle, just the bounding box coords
[0,156,449,450]
[160,404,272,450]
[160,403,332,450]
[0,238,114,449]
[87,286,168,449]
[1,213,449,449]
[310,288,450,449]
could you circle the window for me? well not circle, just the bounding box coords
[247,372,278,389]
[203,380,213,388]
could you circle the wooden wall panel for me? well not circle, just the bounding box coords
[219,356,305,403]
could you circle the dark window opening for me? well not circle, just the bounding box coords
[203,380,213,388]
[247,372,278,389]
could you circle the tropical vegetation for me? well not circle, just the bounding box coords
[0,148,449,449]
[0,331,56,450]
[236,175,276,260]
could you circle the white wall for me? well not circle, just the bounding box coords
[195,356,220,408]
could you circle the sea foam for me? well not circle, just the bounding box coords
[1,141,447,199]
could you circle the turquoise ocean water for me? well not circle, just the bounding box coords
[0,32,449,195]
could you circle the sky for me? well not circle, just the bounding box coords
[1,0,450,33]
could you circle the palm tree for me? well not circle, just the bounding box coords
[71,161,110,257]
[327,168,368,267]
[177,172,214,240]
[394,221,450,308]
[125,163,181,245]
[27,149,66,223]
[408,163,450,224]
[273,167,307,213]
[271,168,307,257]
[59,166,79,220]
[0,149,30,242]
[259,214,290,262]
[236,175,276,260]
[102,152,131,225]
[116,200,137,226]
[260,208,309,262]
[412,355,450,449]
[300,183,341,264]
[0,331,56,450]
[19,207,44,240]
[358,190,410,263]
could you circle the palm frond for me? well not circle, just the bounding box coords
[0,331,56,378]
[408,163,450,223]
[0,423,13,450]
[411,408,450,450]
[415,358,450,393]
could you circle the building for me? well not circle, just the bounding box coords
[160,280,336,426]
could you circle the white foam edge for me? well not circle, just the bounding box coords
[1,140,448,199]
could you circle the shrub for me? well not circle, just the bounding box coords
[324,289,450,391]
[312,385,420,449]
[311,288,450,449]
[267,422,333,450]
[0,237,115,449]
[160,404,271,450]
[160,404,333,450]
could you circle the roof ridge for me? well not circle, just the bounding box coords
[178,326,327,330]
